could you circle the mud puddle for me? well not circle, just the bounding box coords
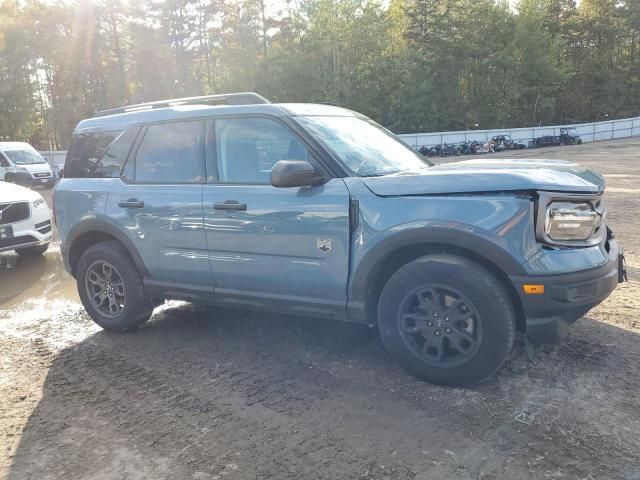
[0,247,79,309]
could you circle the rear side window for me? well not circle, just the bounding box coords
[133,121,205,183]
[99,127,140,178]
[65,131,121,178]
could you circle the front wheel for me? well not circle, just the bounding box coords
[378,254,516,387]
[76,240,154,332]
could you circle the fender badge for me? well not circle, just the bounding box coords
[317,238,332,253]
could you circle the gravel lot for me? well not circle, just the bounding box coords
[1,138,639,480]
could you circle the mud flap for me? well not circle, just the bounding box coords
[618,253,627,283]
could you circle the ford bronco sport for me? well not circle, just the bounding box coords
[54,92,626,386]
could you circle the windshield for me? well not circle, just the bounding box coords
[4,149,46,165]
[296,116,432,177]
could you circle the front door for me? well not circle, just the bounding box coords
[105,120,211,287]
[202,117,351,318]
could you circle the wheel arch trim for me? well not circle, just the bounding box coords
[65,218,150,277]
[347,226,527,323]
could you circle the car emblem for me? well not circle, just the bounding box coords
[317,238,332,253]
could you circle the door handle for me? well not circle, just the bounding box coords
[118,199,145,209]
[214,200,247,211]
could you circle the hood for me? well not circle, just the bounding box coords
[363,158,605,197]
[0,181,40,203]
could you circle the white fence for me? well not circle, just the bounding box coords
[397,115,640,149]
[36,115,640,168]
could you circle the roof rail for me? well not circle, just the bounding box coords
[94,92,270,118]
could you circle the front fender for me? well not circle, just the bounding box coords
[347,225,529,320]
[344,184,538,324]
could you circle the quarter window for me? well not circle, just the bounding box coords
[65,131,121,178]
[96,126,140,178]
[135,121,205,183]
[213,118,309,184]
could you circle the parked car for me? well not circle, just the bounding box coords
[559,127,582,145]
[54,92,626,387]
[0,182,51,257]
[0,142,55,188]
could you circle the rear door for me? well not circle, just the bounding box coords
[106,120,211,287]
[202,116,351,318]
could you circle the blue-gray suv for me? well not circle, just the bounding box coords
[54,93,626,386]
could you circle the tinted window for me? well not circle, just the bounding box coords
[65,131,121,178]
[214,118,308,184]
[135,121,204,183]
[91,127,139,178]
[0,155,9,167]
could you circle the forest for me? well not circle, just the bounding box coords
[1,0,639,149]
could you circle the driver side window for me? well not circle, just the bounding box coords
[0,155,9,168]
[212,118,309,184]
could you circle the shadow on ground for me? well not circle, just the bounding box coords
[5,299,640,479]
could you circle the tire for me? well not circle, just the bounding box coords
[377,254,516,387]
[5,174,17,184]
[16,243,49,257]
[76,240,153,332]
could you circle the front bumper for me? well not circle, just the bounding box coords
[16,171,55,187]
[0,205,52,253]
[510,238,626,344]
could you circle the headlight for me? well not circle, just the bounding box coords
[16,166,27,171]
[32,197,46,209]
[545,202,601,241]
[536,193,606,246]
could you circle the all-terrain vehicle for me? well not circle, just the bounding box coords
[559,127,582,145]
[54,92,626,387]
[491,135,527,151]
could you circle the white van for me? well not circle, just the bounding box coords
[0,142,55,188]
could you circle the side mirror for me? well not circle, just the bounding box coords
[271,160,327,188]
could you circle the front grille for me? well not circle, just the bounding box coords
[0,202,30,225]
[35,220,52,234]
[0,235,37,249]
[33,172,51,178]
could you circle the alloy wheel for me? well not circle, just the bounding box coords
[85,260,126,318]
[397,284,483,368]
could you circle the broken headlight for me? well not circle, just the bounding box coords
[537,194,605,246]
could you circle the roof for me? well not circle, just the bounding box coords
[0,142,37,152]
[75,102,358,134]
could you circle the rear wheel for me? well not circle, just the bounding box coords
[378,254,516,387]
[76,240,153,332]
[16,243,49,257]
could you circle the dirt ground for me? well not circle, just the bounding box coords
[1,138,639,480]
